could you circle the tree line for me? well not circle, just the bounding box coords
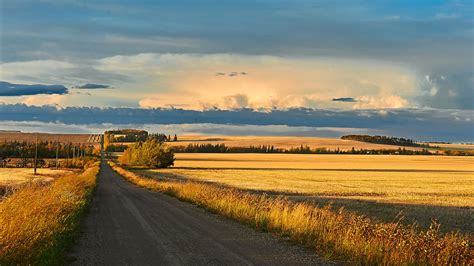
[147,133,178,142]
[172,143,472,155]
[104,129,179,151]
[105,134,178,152]
[340,135,431,148]
[0,141,97,158]
[104,129,148,142]
[0,141,99,168]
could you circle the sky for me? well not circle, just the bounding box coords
[0,0,473,140]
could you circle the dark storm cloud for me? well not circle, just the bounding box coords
[0,104,472,142]
[215,72,248,77]
[333,97,357,102]
[417,68,474,110]
[0,81,68,96]
[75,83,111,89]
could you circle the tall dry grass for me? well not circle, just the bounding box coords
[109,161,473,265]
[0,162,100,264]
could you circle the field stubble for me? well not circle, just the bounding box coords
[0,168,74,186]
[138,153,474,234]
[111,162,473,265]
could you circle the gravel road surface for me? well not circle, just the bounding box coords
[69,162,325,265]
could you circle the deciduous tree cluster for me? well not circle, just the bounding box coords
[120,138,175,168]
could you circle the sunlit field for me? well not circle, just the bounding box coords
[113,162,472,264]
[136,153,474,233]
[140,168,473,207]
[172,153,473,171]
[0,168,73,186]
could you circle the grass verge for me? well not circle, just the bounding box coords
[0,161,100,265]
[109,161,473,265]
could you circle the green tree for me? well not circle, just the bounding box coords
[120,139,174,168]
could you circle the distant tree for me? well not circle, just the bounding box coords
[106,144,128,152]
[103,133,111,149]
[36,159,46,168]
[104,129,148,143]
[149,133,167,142]
[173,134,178,142]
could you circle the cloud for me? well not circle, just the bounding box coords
[216,72,248,77]
[97,53,418,110]
[23,94,66,107]
[333,97,357,102]
[0,81,68,96]
[2,53,471,111]
[74,91,92,96]
[1,1,471,114]
[0,59,129,89]
[0,120,381,138]
[417,69,474,110]
[0,53,419,110]
[74,83,111,89]
[3,0,472,69]
[223,94,249,109]
[353,95,409,109]
[0,104,472,141]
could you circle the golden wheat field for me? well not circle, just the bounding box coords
[172,153,473,171]
[136,153,474,233]
[113,162,473,264]
[141,168,473,207]
[0,168,73,186]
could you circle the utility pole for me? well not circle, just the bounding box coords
[55,140,59,169]
[66,144,69,167]
[34,133,38,175]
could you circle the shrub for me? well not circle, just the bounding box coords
[120,139,174,168]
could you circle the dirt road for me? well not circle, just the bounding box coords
[69,162,325,265]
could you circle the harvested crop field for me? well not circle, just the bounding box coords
[0,168,73,186]
[136,153,474,233]
[172,153,473,171]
